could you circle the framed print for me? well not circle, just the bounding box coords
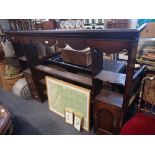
[74,112,83,131]
[46,76,91,131]
[64,108,73,125]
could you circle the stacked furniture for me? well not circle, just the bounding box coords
[3,26,146,134]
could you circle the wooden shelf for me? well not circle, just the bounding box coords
[35,65,92,87]
[95,70,126,86]
[95,89,123,108]
[102,60,126,73]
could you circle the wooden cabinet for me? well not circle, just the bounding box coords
[94,101,123,134]
[94,65,146,135]
[94,89,123,134]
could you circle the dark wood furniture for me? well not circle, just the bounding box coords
[0,105,13,135]
[94,89,124,134]
[94,65,146,134]
[102,59,126,73]
[23,69,42,101]
[3,27,146,134]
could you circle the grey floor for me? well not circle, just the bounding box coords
[0,87,94,135]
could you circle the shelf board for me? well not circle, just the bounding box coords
[35,65,92,87]
[95,70,126,86]
[95,89,123,108]
[102,59,126,73]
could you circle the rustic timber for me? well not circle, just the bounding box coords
[35,65,92,87]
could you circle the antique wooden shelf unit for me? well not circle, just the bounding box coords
[4,26,146,134]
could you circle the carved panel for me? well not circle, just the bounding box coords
[98,109,114,132]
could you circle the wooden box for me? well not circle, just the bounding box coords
[94,89,123,134]
[62,50,92,67]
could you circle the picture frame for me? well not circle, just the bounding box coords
[74,112,83,131]
[46,76,91,131]
[64,108,73,125]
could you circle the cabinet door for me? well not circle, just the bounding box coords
[94,101,123,134]
[97,108,114,134]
